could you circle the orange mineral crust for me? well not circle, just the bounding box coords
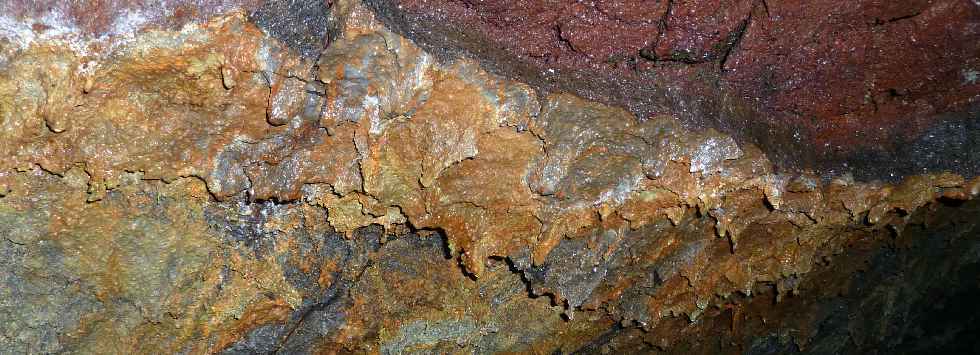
[1,0,978,353]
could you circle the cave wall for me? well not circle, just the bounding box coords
[365,0,980,180]
[0,0,979,353]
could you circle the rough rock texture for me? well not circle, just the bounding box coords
[364,0,980,180]
[1,0,979,353]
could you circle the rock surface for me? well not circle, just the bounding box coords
[1,0,979,353]
[365,0,980,180]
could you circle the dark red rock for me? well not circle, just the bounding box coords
[722,0,980,154]
[365,0,980,180]
[654,0,754,63]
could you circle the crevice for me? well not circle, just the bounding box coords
[872,12,922,27]
[719,12,752,72]
[379,32,403,72]
[272,276,347,355]
[269,224,383,354]
[639,0,674,62]
[554,24,578,53]
[494,256,538,299]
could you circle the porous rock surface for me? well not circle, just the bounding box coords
[1,0,979,353]
[366,0,980,180]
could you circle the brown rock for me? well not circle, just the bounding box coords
[1,1,979,353]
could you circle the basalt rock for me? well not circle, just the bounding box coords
[364,0,980,181]
[1,0,979,354]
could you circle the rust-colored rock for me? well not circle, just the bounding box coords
[1,0,979,353]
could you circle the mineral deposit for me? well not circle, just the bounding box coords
[1,0,979,354]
